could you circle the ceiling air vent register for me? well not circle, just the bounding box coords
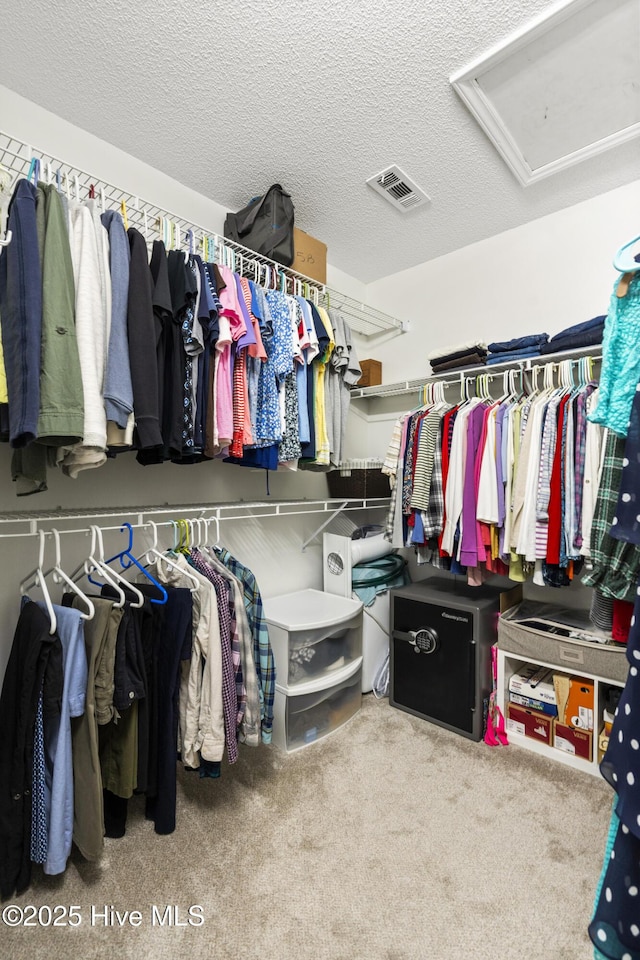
[366,165,430,212]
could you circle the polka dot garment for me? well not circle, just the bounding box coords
[610,383,640,544]
[589,591,640,958]
[589,410,640,958]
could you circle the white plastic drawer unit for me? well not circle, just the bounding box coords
[264,588,363,689]
[273,661,363,753]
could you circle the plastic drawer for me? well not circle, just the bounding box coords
[273,612,362,687]
[264,589,363,689]
[272,659,362,752]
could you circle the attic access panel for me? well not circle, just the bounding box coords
[450,0,640,185]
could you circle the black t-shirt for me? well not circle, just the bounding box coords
[127,229,163,453]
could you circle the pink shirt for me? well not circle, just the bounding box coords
[218,266,246,342]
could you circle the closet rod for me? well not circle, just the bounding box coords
[0,131,404,339]
[0,497,391,538]
[350,345,603,399]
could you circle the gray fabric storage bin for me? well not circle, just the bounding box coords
[498,604,628,684]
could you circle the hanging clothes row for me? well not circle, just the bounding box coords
[382,358,605,588]
[0,520,275,899]
[0,172,362,495]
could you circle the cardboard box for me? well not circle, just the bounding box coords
[564,676,594,731]
[499,584,523,614]
[506,703,553,745]
[554,721,592,761]
[358,360,382,388]
[598,728,609,757]
[603,709,614,736]
[509,692,557,718]
[508,665,556,706]
[293,227,327,284]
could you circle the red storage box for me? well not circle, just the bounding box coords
[554,721,592,761]
[506,703,553,745]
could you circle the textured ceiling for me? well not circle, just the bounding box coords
[1,0,638,283]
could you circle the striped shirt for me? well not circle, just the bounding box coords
[410,409,445,512]
[574,383,597,548]
[382,416,406,478]
[422,420,445,539]
[535,394,560,559]
[229,348,247,458]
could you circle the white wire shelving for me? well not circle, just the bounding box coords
[0,498,391,545]
[0,132,404,340]
[349,344,603,400]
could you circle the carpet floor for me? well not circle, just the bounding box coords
[3,695,610,960]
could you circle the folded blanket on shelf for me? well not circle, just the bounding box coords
[540,315,605,355]
[487,333,549,353]
[431,351,487,373]
[427,340,487,363]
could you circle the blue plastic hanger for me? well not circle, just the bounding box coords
[106,522,168,604]
[613,235,640,273]
[27,157,41,185]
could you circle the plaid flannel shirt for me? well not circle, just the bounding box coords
[213,549,275,744]
[582,431,640,600]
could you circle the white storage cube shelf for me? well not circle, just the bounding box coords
[497,611,627,775]
[264,589,364,752]
[496,648,625,777]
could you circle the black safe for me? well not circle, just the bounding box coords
[390,578,504,741]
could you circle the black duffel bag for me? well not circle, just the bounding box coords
[224,183,295,267]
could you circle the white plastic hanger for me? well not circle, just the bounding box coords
[496,369,511,403]
[199,516,232,573]
[191,516,219,549]
[527,364,542,399]
[46,528,95,621]
[142,520,199,592]
[19,530,57,635]
[204,515,220,547]
[69,525,126,608]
